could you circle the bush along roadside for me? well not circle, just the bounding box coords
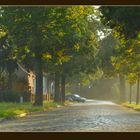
[0,89,31,103]
[122,102,140,111]
[0,101,74,120]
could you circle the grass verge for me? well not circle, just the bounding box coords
[122,102,140,111]
[0,100,73,119]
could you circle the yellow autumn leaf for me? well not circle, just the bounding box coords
[136,40,140,44]
[58,32,65,37]
[0,31,6,37]
[127,48,133,53]
[42,53,52,60]
[74,43,80,50]
[57,51,63,57]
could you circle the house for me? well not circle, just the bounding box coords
[13,63,54,102]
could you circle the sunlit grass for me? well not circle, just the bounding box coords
[122,102,140,111]
[0,101,73,119]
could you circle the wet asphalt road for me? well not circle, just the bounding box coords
[0,100,140,132]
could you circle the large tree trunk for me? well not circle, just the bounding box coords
[47,75,51,101]
[129,84,132,104]
[61,74,65,103]
[34,57,43,106]
[54,72,60,102]
[46,76,50,101]
[136,76,140,105]
[119,74,126,102]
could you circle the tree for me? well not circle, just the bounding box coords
[0,33,18,90]
[126,73,137,104]
[42,6,97,103]
[1,7,69,105]
[59,31,99,99]
[1,6,95,105]
[99,6,140,39]
[98,33,117,78]
[99,6,140,102]
[124,37,140,104]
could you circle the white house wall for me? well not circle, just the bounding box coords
[43,76,47,95]
[32,76,47,95]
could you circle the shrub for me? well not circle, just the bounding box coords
[22,91,31,102]
[1,90,21,102]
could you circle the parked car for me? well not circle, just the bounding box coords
[65,94,86,102]
[65,95,73,101]
[80,97,87,102]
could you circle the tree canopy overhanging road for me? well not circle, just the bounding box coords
[1,6,140,105]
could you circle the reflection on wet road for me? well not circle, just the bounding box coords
[0,100,140,132]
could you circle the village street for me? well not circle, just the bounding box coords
[0,100,140,132]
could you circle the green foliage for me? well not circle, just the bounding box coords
[0,6,94,65]
[0,6,96,105]
[100,6,140,38]
[99,7,140,84]
[98,33,117,78]
[112,31,140,84]
[40,6,100,85]
[126,73,137,85]
[0,6,111,104]
[0,6,96,74]
[0,33,18,74]
[0,90,21,102]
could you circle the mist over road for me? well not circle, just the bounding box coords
[0,100,140,132]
